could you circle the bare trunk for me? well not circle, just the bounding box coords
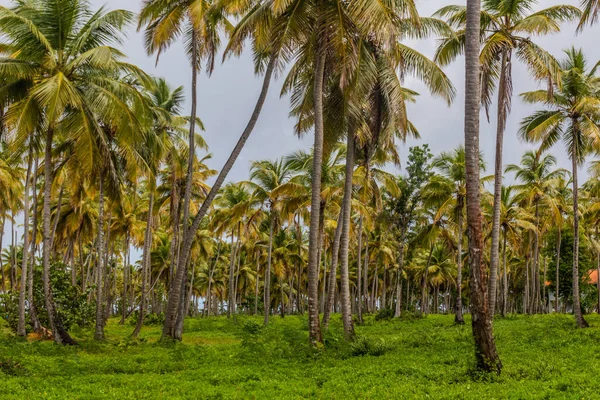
[162,53,277,340]
[94,175,106,340]
[228,228,237,317]
[501,227,508,317]
[464,0,501,372]
[42,128,74,345]
[488,49,511,317]
[455,198,465,323]
[28,155,42,333]
[17,149,33,336]
[394,240,405,318]
[306,36,326,346]
[132,191,154,338]
[264,212,275,325]
[323,208,342,327]
[357,216,363,322]
[571,137,588,328]
[555,228,561,313]
[420,245,434,315]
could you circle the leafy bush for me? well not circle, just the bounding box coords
[1,263,94,334]
[349,335,393,357]
[128,311,165,326]
[374,307,395,321]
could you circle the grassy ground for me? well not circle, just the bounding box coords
[1,313,600,399]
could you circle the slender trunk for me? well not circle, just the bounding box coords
[363,228,370,313]
[335,133,354,338]
[0,216,4,293]
[306,36,326,346]
[420,245,434,315]
[17,150,33,337]
[596,226,600,313]
[94,175,106,340]
[49,182,65,254]
[28,155,42,333]
[322,210,343,328]
[264,212,275,325]
[42,128,74,345]
[132,191,154,338]
[542,252,547,313]
[488,49,511,317]
[555,227,561,313]
[532,200,540,314]
[394,240,405,318]
[120,231,130,324]
[184,261,196,317]
[228,228,237,317]
[162,53,278,340]
[501,227,508,317]
[357,216,363,322]
[455,197,465,324]
[254,254,259,316]
[571,136,588,328]
[464,0,501,372]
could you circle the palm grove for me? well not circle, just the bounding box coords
[0,0,599,375]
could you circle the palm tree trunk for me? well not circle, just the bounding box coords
[94,174,106,340]
[421,245,434,315]
[120,231,130,325]
[336,133,355,338]
[133,191,154,338]
[488,49,510,318]
[394,240,405,318]
[305,34,327,346]
[42,128,74,345]
[28,155,42,333]
[555,227,561,313]
[456,197,465,324]
[0,216,4,294]
[533,200,541,314]
[49,182,65,254]
[17,149,33,337]
[254,254,259,316]
[363,229,370,313]
[571,136,588,328]
[501,227,508,317]
[464,0,501,372]
[162,53,278,340]
[264,212,275,325]
[357,216,363,322]
[228,227,237,317]
[323,209,343,328]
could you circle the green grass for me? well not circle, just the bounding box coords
[2,313,600,399]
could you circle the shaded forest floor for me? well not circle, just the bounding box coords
[2,313,600,399]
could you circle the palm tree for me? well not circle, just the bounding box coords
[435,0,580,316]
[519,47,600,328]
[247,158,293,325]
[462,0,501,373]
[506,150,565,314]
[0,0,146,344]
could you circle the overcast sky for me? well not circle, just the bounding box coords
[1,0,600,248]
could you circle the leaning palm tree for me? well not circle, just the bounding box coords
[0,0,147,344]
[519,47,600,328]
[435,0,580,316]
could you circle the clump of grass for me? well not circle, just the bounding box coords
[349,336,394,357]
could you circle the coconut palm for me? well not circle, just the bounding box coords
[0,0,147,344]
[461,0,501,373]
[520,47,600,328]
[435,0,580,316]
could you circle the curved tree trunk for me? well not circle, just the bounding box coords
[17,149,33,337]
[455,197,465,324]
[571,137,588,328]
[162,53,277,340]
[306,37,326,346]
[464,0,501,373]
[488,49,511,318]
[43,128,75,345]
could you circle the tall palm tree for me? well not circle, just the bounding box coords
[519,47,600,328]
[0,0,146,344]
[506,150,565,314]
[247,158,293,324]
[435,0,580,316]
[462,0,501,373]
